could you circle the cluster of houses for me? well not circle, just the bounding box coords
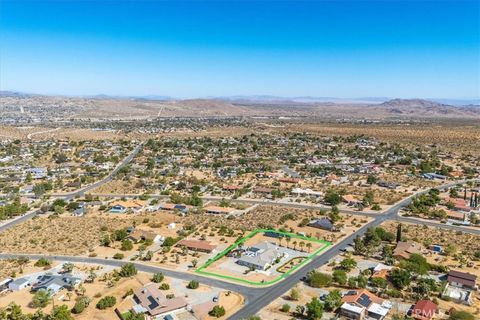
[337,266,478,320]
[0,139,132,197]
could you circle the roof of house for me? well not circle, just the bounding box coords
[32,274,81,292]
[111,200,146,209]
[447,270,477,287]
[309,218,334,230]
[254,187,273,193]
[204,205,235,213]
[342,289,391,317]
[342,195,361,203]
[342,289,384,307]
[238,241,280,268]
[412,300,437,320]
[129,229,159,242]
[223,184,241,190]
[371,269,390,279]
[177,239,216,252]
[134,283,187,316]
[393,241,422,259]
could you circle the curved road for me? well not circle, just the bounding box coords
[0,152,478,319]
[0,144,143,233]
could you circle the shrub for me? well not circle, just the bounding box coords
[187,280,199,289]
[121,239,133,251]
[209,305,226,318]
[113,253,124,260]
[159,283,170,290]
[96,296,116,309]
[72,296,91,314]
[151,273,164,283]
[119,263,137,277]
[280,304,291,312]
[306,271,332,288]
[32,289,50,308]
[34,258,51,267]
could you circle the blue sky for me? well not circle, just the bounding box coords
[1,0,479,99]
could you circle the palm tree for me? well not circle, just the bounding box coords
[299,241,305,252]
[292,241,297,251]
[306,243,312,252]
[286,236,291,248]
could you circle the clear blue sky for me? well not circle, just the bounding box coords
[1,0,479,99]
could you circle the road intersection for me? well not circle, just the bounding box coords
[0,145,478,319]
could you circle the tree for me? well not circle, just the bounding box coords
[96,296,116,309]
[62,262,74,273]
[306,271,332,288]
[363,190,375,206]
[328,206,341,222]
[151,273,164,283]
[324,290,342,312]
[333,270,347,286]
[367,174,377,185]
[396,224,402,242]
[119,263,137,277]
[191,259,198,268]
[324,189,341,205]
[290,288,300,301]
[187,280,199,289]
[389,268,411,289]
[100,234,111,247]
[305,297,324,320]
[306,243,312,252]
[32,289,50,308]
[50,305,73,320]
[72,296,91,314]
[400,253,430,275]
[340,258,357,272]
[121,239,133,251]
[209,305,226,318]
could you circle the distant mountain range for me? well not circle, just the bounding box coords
[1,91,479,120]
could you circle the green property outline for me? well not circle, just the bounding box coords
[195,228,332,286]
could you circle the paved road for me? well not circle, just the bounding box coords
[0,144,143,232]
[0,209,40,233]
[228,178,479,320]
[0,154,478,320]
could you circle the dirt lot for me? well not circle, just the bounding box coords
[0,211,177,256]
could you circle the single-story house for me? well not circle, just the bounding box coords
[340,289,392,320]
[32,274,82,295]
[237,241,283,271]
[132,283,188,318]
[393,241,422,260]
[176,239,216,253]
[291,188,323,198]
[110,200,146,213]
[204,205,235,215]
[308,218,336,231]
[129,229,164,244]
